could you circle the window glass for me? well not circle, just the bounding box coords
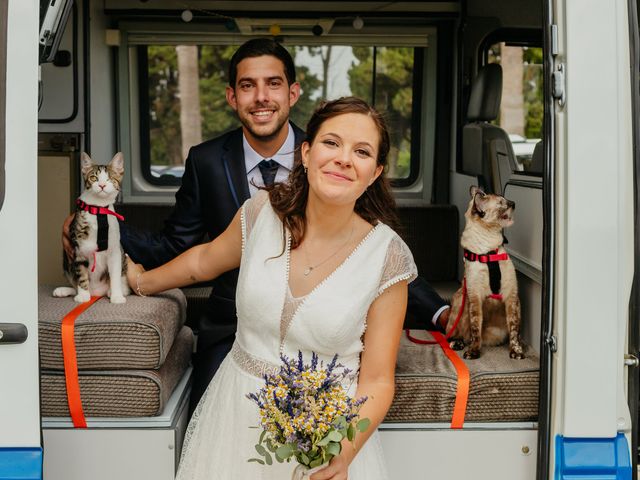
[487,43,543,174]
[141,44,420,184]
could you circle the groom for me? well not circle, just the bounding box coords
[64,38,451,413]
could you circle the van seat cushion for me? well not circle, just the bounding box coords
[386,331,539,423]
[38,286,187,370]
[40,326,193,418]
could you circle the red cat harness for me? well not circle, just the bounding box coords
[463,248,509,300]
[75,199,124,271]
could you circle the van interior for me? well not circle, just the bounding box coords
[36,0,555,478]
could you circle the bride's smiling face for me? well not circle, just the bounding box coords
[301,113,384,207]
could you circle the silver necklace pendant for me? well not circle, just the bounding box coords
[303,267,313,276]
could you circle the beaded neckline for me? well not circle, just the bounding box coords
[280,223,382,353]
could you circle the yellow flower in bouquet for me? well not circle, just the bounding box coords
[246,352,370,469]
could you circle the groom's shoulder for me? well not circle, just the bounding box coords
[193,127,243,155]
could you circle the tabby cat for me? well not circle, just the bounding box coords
[53,152,129,303]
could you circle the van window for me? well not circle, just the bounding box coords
[487,43,543,175]
[138,44,424,186]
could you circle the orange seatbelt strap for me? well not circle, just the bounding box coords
[404,278,470,428]
[61,296,102,428]
[429,331,470,429]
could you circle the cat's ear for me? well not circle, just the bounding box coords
[109,152,124,176]
[81,152,94,177]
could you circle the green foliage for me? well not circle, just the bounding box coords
[488,44,543,140]
[147,45,181,167]
[287,47,323,130]
[349,47,415,179]
[146,44,417,179]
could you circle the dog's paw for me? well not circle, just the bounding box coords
[463,348,480,360]
[73,291,91,303]
[110,294,126,304]
[449,339,465,351]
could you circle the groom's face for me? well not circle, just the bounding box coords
[226,55,300,143]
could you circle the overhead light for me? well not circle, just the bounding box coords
[181,9,193,23]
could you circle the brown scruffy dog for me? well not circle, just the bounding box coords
[447,186,525,359]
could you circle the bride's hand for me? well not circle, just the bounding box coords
[125,255,145,294]
[310,454,349,480]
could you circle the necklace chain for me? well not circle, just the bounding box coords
[302,217,355,276]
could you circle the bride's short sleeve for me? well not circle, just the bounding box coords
[240,190,270,250]
[377,235,418,297]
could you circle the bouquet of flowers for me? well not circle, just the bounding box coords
[246,351,370,473]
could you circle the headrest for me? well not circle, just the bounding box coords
[530,140,543,172]
[467,64,503,122]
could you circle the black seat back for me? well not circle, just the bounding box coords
[462,64,519,194]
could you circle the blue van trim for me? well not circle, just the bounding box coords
[554,433,632,479]
[0,447,42,480]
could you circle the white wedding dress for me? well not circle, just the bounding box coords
[176,192,417,480]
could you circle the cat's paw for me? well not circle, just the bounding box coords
[110,294,126,304]
[53,287,75,298]
[73,291,91,303]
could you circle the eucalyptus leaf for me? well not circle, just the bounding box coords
[248,458,265,465]
[264,452,273,465]
[266,438,277,452]
[301,452,310,465]
[357,418,371,433]
[347,424,355,441]
[317,435,331,447]
[310,457,324,468]
[259,430,267,445]
[276,445,293,460]
[255,444,268,456]
[326,442,341,457]
[328,430,343,442]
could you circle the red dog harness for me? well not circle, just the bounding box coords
[463,248,509,300]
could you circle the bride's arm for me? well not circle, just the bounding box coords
[312,280,408,480]
[127,209,243,296]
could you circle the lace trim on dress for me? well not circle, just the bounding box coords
[280,286,307,347]
[243,190,270,242]
[230,341,280,378]
[375,235,418,298]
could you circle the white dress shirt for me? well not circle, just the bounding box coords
[243,123,296,197]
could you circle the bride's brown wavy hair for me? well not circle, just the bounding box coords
[268,96,400,250]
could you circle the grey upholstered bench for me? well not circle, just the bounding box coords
[38,286,193,417]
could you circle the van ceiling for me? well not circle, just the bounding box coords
[103,1,461,15]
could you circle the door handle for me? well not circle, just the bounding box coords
[0,323,28,344]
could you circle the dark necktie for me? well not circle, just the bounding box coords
[258,159,279,187]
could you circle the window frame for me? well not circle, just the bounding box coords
[479,28,544,178]
[116,23,438,204]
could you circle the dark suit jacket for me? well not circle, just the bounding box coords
[122,124,446,348]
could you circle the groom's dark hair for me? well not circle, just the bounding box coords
[228,38,296,87]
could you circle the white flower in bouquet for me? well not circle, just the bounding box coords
[246,351,370,470]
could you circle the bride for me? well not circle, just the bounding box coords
[127,97,417,480]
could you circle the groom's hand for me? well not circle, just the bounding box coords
[310,454,349,480]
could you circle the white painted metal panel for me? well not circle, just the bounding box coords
[558,0,634,438]
[380,428,537,480]
[42,370,191,480]
[43,429,177,480]
[0,0,40,448]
